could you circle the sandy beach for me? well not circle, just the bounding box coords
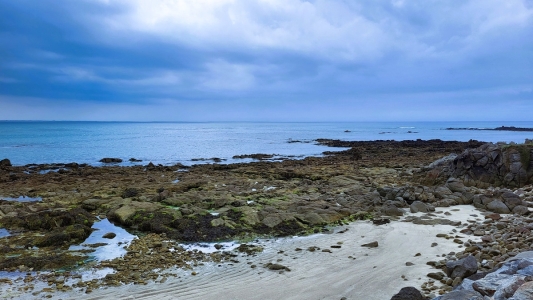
[42,205,481,300]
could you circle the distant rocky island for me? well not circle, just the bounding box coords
[446,126,533,132]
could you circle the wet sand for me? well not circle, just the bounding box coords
[44,205,483,300]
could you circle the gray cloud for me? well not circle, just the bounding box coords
[0,0,532,121]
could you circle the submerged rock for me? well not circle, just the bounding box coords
[99,157,123,163]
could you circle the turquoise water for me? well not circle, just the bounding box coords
[1,121,532,166]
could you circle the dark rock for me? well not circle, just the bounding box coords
[446,255,478,279]
[361,241,378,248]
[129,158,142,162]
[99,158,123,163]
[236,244,263,255]
[372,218,390,225]
[0,158,12,167]
[265,263,290,271]
[390,286,424,300]
[102,232,116,239]
[427,272,445,280]
[121,188,139,198]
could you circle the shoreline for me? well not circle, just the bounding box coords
[1,139,533,299]
[2,206,486,300]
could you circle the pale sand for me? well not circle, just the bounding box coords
[60,205,482,300]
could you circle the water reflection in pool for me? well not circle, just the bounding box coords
[69,218,136,261]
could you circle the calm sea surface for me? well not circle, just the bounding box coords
[1,121,532,166]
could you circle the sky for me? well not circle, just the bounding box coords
[1,0,532,122]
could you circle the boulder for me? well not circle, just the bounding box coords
[110,201,160,224]
[296,212,326,226]
[512,205,529,215]
[410,201,429,213]
[510,281,533,300]
[262,215,283,228]
[446,255,478,279]
[439,290,484,300]
[493,277,526,299]
[487,200,511,214]
[471,273,511,297]
[446,178,466,193]
[390,286,424,300]
[501,192,523,210]
[234,206,260,226]
[381,203,404,216]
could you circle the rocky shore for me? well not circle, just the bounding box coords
[1,139,533,299]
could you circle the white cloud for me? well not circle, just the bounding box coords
[87,0,533,64]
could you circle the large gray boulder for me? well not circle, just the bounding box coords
[381,202,404,216]
[486,200,511,214]
[446,178,467,193]
[410,201,429,213]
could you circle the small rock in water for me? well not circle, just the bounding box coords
[102,232,117,239]
[405,262,414,266]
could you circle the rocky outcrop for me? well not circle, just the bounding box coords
[471,189,530,215]
[426,143,533,188]
[422,143,533,188]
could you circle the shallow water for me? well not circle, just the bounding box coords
[69,218,136,261]
[0,228,9,238]
[0,196,42,202]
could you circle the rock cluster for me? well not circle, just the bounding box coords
[436,252,533,300]
[425,143,533,188]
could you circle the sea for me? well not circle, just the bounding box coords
[1,121,532,167]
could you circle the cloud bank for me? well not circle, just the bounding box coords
[1,0,532,121]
